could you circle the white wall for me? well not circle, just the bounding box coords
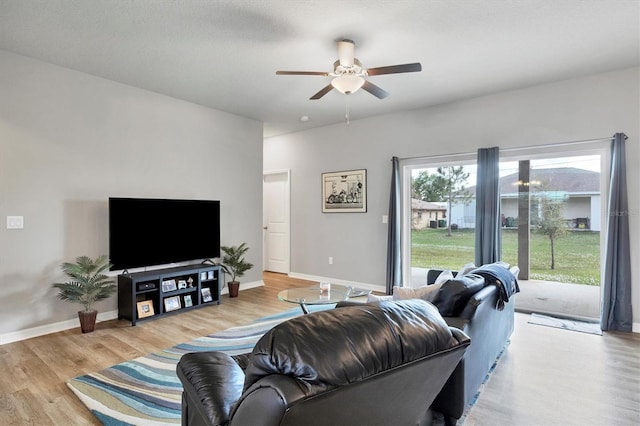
[264,67,640,326]
[0,50,264,338]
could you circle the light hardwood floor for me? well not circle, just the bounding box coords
[1,272,638,425]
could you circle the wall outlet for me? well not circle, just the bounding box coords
[328,257,333,265]
[382,215,388,224]
[6,216,24,229]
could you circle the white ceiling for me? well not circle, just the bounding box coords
[1,1,638,138]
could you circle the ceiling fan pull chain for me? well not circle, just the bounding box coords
[345,96,350,126]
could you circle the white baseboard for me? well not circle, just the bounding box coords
[288,272,385,294]
[1,280,266,346]
[0,310,119,346]
[220,279,264,294]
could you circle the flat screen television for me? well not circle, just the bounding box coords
[109,197,220,271]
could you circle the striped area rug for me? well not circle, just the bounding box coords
[68,306,329,426]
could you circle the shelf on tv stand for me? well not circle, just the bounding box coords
[117,264,221,326]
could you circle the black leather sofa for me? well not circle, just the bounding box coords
[427,268,517,426]
[176,299,470,426]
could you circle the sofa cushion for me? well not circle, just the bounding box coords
[435,269,455,284]
[243,300,458,396]
[431,273,486,316]
[392,283,441,303]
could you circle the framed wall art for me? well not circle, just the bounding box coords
[322,169,367,213]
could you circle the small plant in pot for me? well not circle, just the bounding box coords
[218,243,253,298]
[52,255,116,333]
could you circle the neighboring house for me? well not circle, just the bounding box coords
[447,168,601,231]
[500,167,601,231]
[411,199,447,230]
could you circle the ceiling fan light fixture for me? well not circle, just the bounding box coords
[331,75,365,94]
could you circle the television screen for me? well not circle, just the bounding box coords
[109,197,220,271]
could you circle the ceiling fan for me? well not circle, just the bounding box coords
[276,39,422,100]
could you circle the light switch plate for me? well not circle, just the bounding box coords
[7,216,24,229]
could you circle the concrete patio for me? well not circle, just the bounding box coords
[412,268,601,323]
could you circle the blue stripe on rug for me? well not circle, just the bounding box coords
[110,363,183,386]
[74,375,182,415]
[93,410,134,426]
[68,304,334,425]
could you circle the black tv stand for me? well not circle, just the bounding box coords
[117,264,221,326]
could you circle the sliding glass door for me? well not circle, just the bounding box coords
[402,146,607,321]
[500,154,604,320]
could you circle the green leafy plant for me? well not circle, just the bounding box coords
[52,255,117,312]
[534,182,570,270]
[218,243,254,283]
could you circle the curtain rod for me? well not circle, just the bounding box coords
[500,136,614,154]
[398,135,615,161]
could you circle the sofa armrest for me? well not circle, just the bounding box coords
[230,375,307,425]
[449,327,471,346]
[177,351,245,426]
[457,285,497,321]
[435,289,514,421]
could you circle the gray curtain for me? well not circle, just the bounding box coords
[386,156,402,294]
[601,133,632,332]
[475,147,501,266]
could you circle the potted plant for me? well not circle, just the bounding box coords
[218,243,254,297]
[52,255,117,333]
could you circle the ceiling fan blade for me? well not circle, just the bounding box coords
[362,80,389,99]
[276,71,328,76]
[366,62,422,76]
[310,84,334,100]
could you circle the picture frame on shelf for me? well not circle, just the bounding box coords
[177,279,187,289]
[136,300,155,318]
[162,279,177,293]
[321,169,367,213]
[200,272,207,281]
[201,287,213,303]
[184,294,193,307]
[207,270,214,280]
[164,295,181,312]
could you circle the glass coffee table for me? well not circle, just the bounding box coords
[278,284,369,314]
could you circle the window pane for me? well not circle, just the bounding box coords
[411,164,476,274]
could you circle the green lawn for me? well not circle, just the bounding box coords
[411,228,601,285]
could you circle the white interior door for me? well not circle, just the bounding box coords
[263,171,290,273]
